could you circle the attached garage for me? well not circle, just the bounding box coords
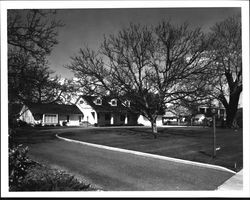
[19,103,83,126]
[43,114,58,124]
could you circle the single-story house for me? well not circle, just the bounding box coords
[193,113,206,125]
[197,105,226,119]
[162,111,179,125]
[75,96,139,126]
[19,103,83,126]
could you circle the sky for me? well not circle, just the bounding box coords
[47,7,241,79]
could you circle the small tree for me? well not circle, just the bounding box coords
[68,21,210,138]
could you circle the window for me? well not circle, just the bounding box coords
[96,98,102,105]
[124,100,130,107]
[111,99,117,106]
[105,113,111,121]
[44,114,58,124]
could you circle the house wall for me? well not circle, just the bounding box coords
[19,105,41,124]
[137,115,163,126]
[58,114,81,126]
[76,97,97,124]
[96,112,139,126]
[127,113,139,125]
[113,113,124,125]
[97,112,111,126]
[76,97,139,126]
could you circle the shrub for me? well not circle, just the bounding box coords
[34,123,42,127]
[16,164,94,191]
[62,121,68,126]
[9,128,16,148]
[9,144,31,191]
[17,120,30,127]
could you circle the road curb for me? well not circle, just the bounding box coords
[56,134,236,174]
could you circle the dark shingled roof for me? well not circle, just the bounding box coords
[26,103,82,115]
[81,95,130,113]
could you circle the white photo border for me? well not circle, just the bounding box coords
[1,0,249,198]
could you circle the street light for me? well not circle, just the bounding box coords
[211,108,217,158]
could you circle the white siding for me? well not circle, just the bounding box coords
[19,105,36,124]
[76,97,97,124]
[58,114,81,126]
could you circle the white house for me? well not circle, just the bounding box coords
[75,95,139,126]
[137,115,164,126]
[19,103,83,126]
[197,105,226,119]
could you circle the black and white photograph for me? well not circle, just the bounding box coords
[1,0,249,198]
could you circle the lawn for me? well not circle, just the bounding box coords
[58,126,243,172]
[14,126,243,172]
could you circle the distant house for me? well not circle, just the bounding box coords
[19,103,83,126]
[75,96,139,126]
[197,105,226,119]
[162,111,179,125]
[137,115,164,126]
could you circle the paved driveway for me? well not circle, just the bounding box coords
[25,129,234,191]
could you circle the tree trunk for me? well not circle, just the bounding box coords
[225,88,241,128]
[151,119,158,139]
[226,102,239,128]
[218,83,242,128]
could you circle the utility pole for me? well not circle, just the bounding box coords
[212,108,216,158]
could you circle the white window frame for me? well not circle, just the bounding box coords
[95,97,102,105]
[43,114,58,124]
[111,99,117,106]
[124,100,130,108]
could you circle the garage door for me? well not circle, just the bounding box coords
[44,114,58,124]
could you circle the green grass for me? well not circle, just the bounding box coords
[14,126,243,172]
[59,127,243,172]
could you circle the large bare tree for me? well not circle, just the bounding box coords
[67,21,211,138]
[8,9,68,105]
[208,15,242,127]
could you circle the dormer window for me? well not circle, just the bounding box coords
[124,100,130,108]
[111,99,117,106]
[95,97,102,105]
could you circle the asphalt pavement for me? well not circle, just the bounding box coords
[28,136,235,191]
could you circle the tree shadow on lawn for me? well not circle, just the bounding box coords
[98,127,243,172]
[14,127,59,145]
[124,127,209,139]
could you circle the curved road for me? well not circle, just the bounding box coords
[25,127,234,191]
